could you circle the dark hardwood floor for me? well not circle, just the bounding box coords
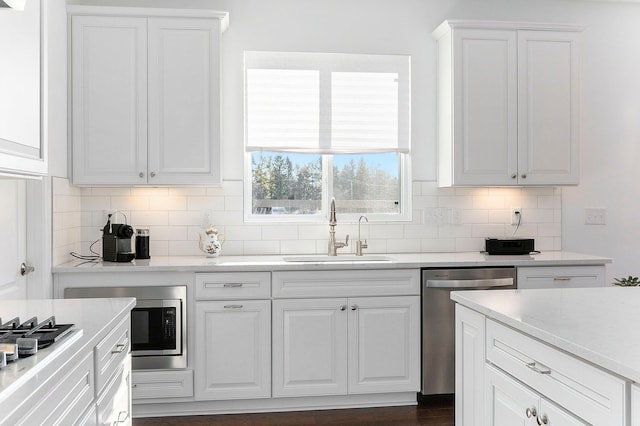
[133,395,454,426]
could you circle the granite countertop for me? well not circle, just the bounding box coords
[0,297,135,403]
[52,251,611,273]
[451,287,640,383]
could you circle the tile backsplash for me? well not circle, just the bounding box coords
[52,177,562,265]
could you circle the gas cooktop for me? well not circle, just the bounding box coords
[0,316,77,369]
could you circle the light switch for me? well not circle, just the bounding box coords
[584,208,606,225]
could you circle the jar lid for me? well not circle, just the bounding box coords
[136,228,149,235]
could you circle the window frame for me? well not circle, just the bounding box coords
[243,51,412,224]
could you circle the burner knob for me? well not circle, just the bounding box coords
[17,338,38,357]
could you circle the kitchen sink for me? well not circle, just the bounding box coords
[282,254,394,262]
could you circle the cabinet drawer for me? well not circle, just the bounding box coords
[272,269,420,298]
[95,315,130,394]
[196,272,270,299]
[132,369,194,399]
[486,319,626,425]
[17,352,95,426]
[517,265,605,289]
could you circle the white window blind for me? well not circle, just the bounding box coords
[245,51,410,154]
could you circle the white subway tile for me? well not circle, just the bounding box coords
[535,237,555,251]
[220,240,243,256]
[297,225,328,240]
[412,182,422,196]
[281,240,316,254]
[538,195,561,209]
[223,225,261,240]
[149,196,187,211]
[149,226,188,241]
[472,224,505,238]
[524,209,555,223]
[187,196,226,211]
[438,224,472,238]
[413,195,438,209]
[130,211,169,226]
[224,196,244,212]
[489,209,509,224]
[386,239,420,253]
[168,240,201,256]
[538,223,561,237]
[169,187,207,196]
[111,196,150,211]
[456,187,488,196]
[461,209,489,224]
[262,225,298,240]
[150,240,169,256]
[439,195,473,208]
[91,187,132,196]
[403,224,438,239]
[370,224,404,239]
[472,195,505,209]
[421,238,455,252]
[455,238,485,252]
[131,187,169,197]
[169,211,204,226]
[244,240,280,255]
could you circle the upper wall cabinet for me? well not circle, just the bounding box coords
[0,0,47,177]
[69,6,228,185]
[434,20,582,187]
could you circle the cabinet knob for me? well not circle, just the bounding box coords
[511,173,517,179]
[526,407,537,418]
[351,304,358,311]
[521,173,527,179]
[340,305,347,311]
[150,171,156,178]
[139,172,144,178]
[537,415,548,425]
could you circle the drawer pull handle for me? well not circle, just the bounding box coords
[223,283,243,288]
[537,414,548,425]
[111,343,126,354]
[224,304,243,309]
[553,277,572,281]
[526,407,537,418]
[526,361,551,375]
[114,410,129,424]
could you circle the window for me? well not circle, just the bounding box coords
[244,51,411,222]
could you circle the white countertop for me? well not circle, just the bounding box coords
[451,287,640,383]
[0,297,135,405]
[52,251,611,273]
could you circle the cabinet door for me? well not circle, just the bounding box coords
[539,398,589,426]
[455,304,485,426]
[347,296,420,394]
[517,31,580,185]
[97,355,132,426]
[71,16,148,185]
[195,300,271,400]
[485,364,538,426]
[451,29,518,186]
[272,298,348,397]
[147,18,221,185]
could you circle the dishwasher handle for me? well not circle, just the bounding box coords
[426,277,514,289]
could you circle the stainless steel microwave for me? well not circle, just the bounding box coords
[65,285,187,370]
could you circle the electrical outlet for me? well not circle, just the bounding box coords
[511,207,522,225]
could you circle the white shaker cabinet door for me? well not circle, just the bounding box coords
[71,16,148,185]
[194,300,271,400]
[517,30,580,185]
[455,304,485,426]
[147,18,222,185]
[272,298,348,397]
[347,296,420,394]
[450,29,518,186]
[485,364,539,426]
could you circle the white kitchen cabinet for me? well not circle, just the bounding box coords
[632,384,640,426]
[485,364,587,426]
[434,20,582,186]
[194,300,271,400]
[0,0,47,177]
[455,304,485,426]
[69,6,227,185]
[486,319,626,425]
[97,355,132,426]
[272,296,420,397]
[517,265,605,289]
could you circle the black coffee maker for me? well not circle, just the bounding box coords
[102,215,135,262]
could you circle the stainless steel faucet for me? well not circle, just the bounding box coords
[328,198,349,256]
[355,215,369,256]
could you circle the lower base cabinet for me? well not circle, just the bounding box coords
[486,364,587,426]
[194,300,271,400]
[272,296,420,398]
[97,356,133,426]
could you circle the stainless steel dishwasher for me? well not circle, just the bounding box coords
[421,267,516,395]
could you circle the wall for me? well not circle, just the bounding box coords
[52,0,640,282]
